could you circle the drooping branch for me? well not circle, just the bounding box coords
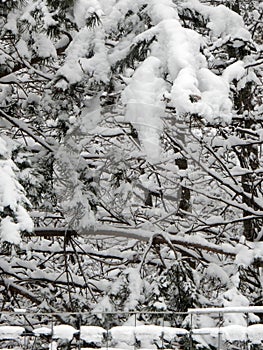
[31,225,237,257]
[0,109,55,152]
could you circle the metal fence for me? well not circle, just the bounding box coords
[0,307,263,350]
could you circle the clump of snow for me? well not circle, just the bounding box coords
[110,326,136,348]
[220,287,250,326]
[147,0,179,24]
[78,33,109,83]
[196,67,232,123]
[16,39,31,60]
[153,18,235,123]
[33,34,57,59]
[33,327,52,336]
[0,218,21,245]
[124,268,143,311]
[235,245,254,267]
[74,0,104,29]
[135,325,167,348]
[222,324,247,342]
[80,326,106,346]
[247,324,263,344]
[4,11,19,34]
[79,94,101,133]
[142,0,251,124]
[0,326,24,339]
[53,325,78,341]
[56,28,109,86]
[102,0,142,34]
[92,295,115,314]
[204,263,229,286]
[157,19,205,81]
[122,56,166,163]
[222,61,245,84]
[183,0,251,41]
[39,2,57,29]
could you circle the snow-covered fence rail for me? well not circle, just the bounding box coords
[1,307,263,349]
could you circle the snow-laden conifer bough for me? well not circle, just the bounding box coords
[0,0,263,348]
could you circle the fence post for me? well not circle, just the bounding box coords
[51,315,54,350]
[161,313,164,350]
[78,313,81,350]
[217,312,223,350]
[245,313,250,350]
[189,313,193,350]
[106,313,109,350]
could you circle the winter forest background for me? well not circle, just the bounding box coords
[0,0,263,348]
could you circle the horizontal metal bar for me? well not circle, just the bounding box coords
[0,310,187,316]
[188,306,263,314]
[1,306,263,317]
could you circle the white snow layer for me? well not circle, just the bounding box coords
[122,56,166,162]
